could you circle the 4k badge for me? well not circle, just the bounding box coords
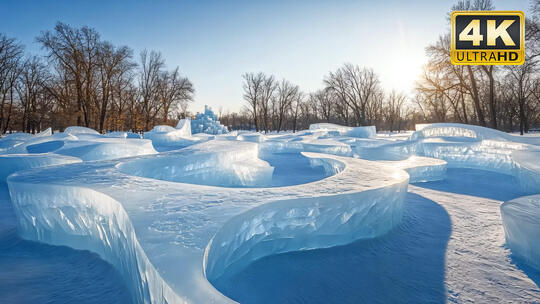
[451,11,524,65]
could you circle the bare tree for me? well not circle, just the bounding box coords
[37,22,101,127]
[158,67,194,124]
[384,91,407,132]
[0,34,23,133]
[325,64,381,126]
[508,61,536,135]
[259,74,276,133]
[16,56,51,133]
[274,79,299,132]
[290,92,304,132]
[310,88,335,122]
[242,72,264,131]
[139,50,165,130]
[96,42,134,133]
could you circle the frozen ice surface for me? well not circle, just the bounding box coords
[501,195,540,271]
[2,122,540,303]
[7,140,409,303]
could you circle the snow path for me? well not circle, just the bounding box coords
[410,179,540,303]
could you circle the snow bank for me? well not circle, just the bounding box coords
[261,136,355,157]
[6,121,539,303]
[501,195,540,271]
[356,140,417,161]
[411,123,540,272]
[301,139,353,156]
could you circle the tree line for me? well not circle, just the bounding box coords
[0,22,194,134]
[221,66,409,133]
[1,0,539,136]
[223,0,539,135]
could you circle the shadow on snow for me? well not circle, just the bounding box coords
[213,192,452,304]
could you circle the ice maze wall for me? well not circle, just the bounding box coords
[7,183,184,304]
[3,122,540,302]
[204,184,408,282]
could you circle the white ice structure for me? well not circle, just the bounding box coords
[0,127,156,161]
[309,123,376,138]
[105,131,141,139]
[501,195,540,271]
[143,124,201,151]
[1,122,540,303]
[380,156,447,183]
[0,153,81,182]
[6,139,409,303]
[191,105,228,135]
[118,141,274,187]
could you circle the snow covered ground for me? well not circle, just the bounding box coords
[0,122,538,303]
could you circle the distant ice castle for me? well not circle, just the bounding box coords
[190,105,228,135]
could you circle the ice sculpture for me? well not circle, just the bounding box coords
[191,105,228,135]
[2,122,540,303]
[7,141,409,303]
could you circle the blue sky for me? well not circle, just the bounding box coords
[0,0,530,113]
